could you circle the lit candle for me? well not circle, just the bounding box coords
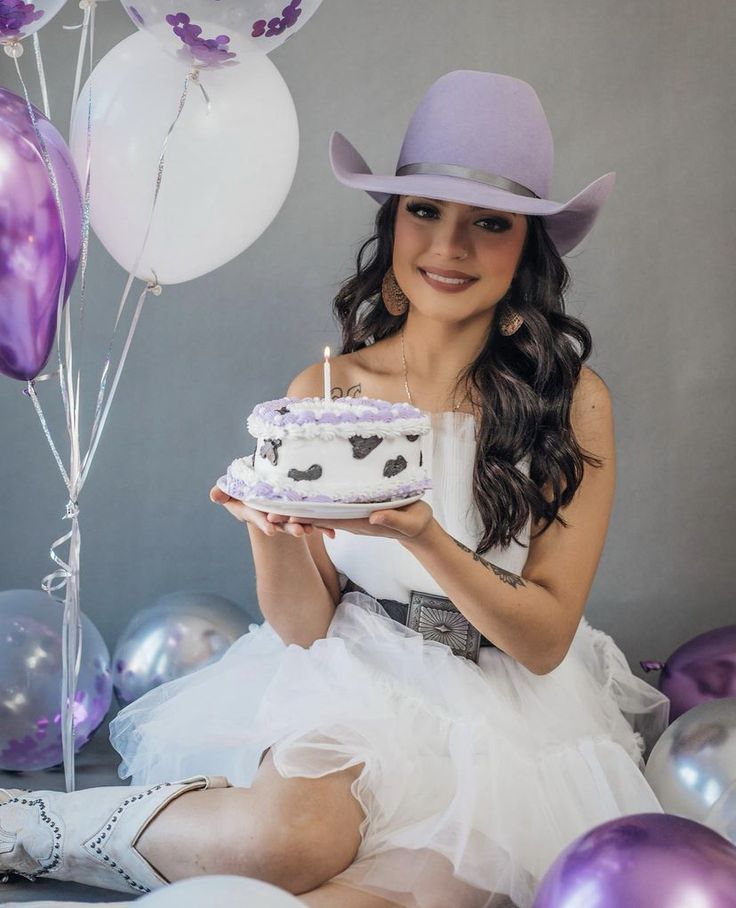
[323,346,331,403]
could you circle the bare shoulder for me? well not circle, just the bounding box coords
[286,345,384,400]
[571,366,614,450]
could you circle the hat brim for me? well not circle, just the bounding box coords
[329,130,615,257]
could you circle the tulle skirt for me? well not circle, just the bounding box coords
[109,590,670,908]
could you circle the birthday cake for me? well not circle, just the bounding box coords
[218,396,432,504]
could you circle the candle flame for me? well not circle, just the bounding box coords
[324,346,330,359]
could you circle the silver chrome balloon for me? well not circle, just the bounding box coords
[112,591,254,705]
[645,697,736,843]
[0,589,112,771]
[707,781,736,846]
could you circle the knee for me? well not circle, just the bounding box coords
[254,801,364,894]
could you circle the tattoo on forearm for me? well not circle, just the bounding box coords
[451,537,527,589]
[331,383,362,399]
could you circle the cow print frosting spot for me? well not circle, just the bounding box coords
[260,438,282,465]
[349,434,383,459]
[288,464,323,482]
[383,455,407,478]
[276,406,290,415]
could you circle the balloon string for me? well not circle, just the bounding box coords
[32,33,50,119]
[69,1,93,136]
[26,383,71,491]
[80,280,159,488]
[79,66,205,486]
[13,46,82,793]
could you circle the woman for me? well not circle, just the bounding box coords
[1,71,670,908]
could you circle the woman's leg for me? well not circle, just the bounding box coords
[298,880,404,906]
[136,748,366,895]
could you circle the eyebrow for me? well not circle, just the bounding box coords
[415,197,517,217]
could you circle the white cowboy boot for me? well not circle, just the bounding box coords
[0,774,231,895]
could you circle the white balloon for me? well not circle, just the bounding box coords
[139,875,303,906]
[70,31,298,284]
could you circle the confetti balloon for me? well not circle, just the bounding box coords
[644,698,736,844]
[532,813,736,908]
[112,590,253,705]
[0,0,68,53]
[119,0,324,70]
[0,590,112,772]
[69,31,299,284]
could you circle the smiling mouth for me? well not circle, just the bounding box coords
[419,269,478,288]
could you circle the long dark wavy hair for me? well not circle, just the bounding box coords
[331,194,604,555]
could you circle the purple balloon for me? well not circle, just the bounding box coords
[642,625,736,722]
[533,813,736,908]
[0,87,82,381]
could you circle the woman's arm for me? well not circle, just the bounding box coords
[399,367,616,675]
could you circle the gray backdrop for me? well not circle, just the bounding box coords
[1,1,734,679]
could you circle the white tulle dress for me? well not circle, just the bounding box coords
[109,411,671,908]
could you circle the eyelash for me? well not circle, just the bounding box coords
[405,202,512,232]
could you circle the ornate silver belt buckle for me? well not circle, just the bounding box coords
[407,590,481,663]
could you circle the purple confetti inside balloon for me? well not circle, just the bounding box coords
[0,0,44,40]
[165,11,235,63]
[127,4,144,25]
[251,0,302,38]
[532,812,736,908]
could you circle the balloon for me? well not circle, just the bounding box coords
[0,0,68,50]
[69,30,298,285]
[0,88,83,381]
[709,783,736,847]
[532,813,736,908]
[0,590,112,771]
[120,0,324,69]
[139,875,302,906]
[644,698,736,844]
[641,625,736,722]
[112,590,254,704]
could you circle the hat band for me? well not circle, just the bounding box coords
[395,162,540,199]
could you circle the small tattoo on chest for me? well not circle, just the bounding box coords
[331,383,362,399]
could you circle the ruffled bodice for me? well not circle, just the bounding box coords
[324,410,532,602]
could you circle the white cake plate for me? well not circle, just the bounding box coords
[216,477,425,519]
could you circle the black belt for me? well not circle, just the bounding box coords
[342,578,495,664]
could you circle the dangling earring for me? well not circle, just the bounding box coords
[381,268,409,316]
[499,307,524,336]
[498,279,524,336]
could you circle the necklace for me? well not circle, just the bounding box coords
[400,325,469,412]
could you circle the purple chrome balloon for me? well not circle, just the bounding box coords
[642,625,736,722]
[532,813,736,907]
[0,87,82,381]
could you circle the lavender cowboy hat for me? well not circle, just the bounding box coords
[329,70,615,257]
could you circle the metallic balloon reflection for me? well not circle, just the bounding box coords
[0,590,112,772]
[645,697,736,844]
[642,625,736,721]
[112,591,254,705]
[532,813,736,907]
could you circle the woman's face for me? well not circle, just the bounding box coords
[392,195,528,322]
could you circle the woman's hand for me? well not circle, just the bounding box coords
[209,486,336,539]
[310,499,434,541]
